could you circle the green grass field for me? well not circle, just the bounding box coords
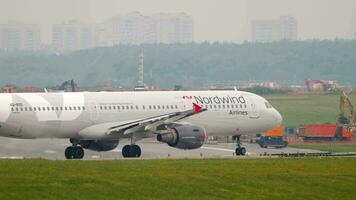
[267,94,356,126]
[0,158,356,200]
[289,143,356,153]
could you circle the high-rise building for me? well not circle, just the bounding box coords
[251,16,298,43]
[106,12,193,45]
[51,13,194,51]
[109,12,150,45]
[353,10,356,39]
[150,13,193,44]
[0,22,40,50]
[52,22,98,52]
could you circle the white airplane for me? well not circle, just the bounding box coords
[0,90,282,159]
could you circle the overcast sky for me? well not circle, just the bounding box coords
[0,0,355,43]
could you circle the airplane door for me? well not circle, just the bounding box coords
[247,95,260,119]
[179,100,188,111]
[88,101,98,121]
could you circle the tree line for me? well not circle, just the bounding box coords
[0,40,355,88]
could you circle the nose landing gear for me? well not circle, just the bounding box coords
[233,135,246,156]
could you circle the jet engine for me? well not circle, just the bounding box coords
[156,125,206,150]
[76,139,119,151]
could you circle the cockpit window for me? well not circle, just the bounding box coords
[265,102,273,109]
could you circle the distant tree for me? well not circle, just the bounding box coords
[0,40,355,88]
[242,86,286,95]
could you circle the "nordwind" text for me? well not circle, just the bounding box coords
[194,95,246,105]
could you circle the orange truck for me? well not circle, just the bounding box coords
[257,126,288,148]
[264,125,284,137]
[298,124,352,141]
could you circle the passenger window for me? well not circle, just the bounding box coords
[38,107,41,111]
[51,107,54,111]
[214,105,217,109]
[222,105,225,109]
[29,107,32,111]
[73,107,77,110]
[157,105,160,109]
[82,106,85,110]
[240,105,242,108]
[244,104,247,108]
[175,105,178,109]
[11,107,14,111]
[108,106,111,110]
[60,107,63,110]
[210,105,213,109]
[135,105,139,109]
[24,107,28,111]
[77,106,80,110]
[64,107,67,110]
[126,106,129,110]
[104,106,107,110]
[170,105,174,109]
[166,105,169,109]
[20,108,23,111]
[122,106,125,110]
[33,107,36,111]
[153,105,156,109]
[142,105,145,110]
[226,105,230,109]
[69,107,72,110]
[130,106,134,110]
[112,106,116,110]
[149,105,152,109]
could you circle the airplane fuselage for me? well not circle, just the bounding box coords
[0,90,282,140]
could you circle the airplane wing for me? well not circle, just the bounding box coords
[78,103,206,139]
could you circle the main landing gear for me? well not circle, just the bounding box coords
[122,144,141,158]
[65,146,84,159]
[65,139,85,159]
[233,135,246,156]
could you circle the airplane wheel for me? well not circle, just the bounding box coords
[132,145,141,157]
[240,147,246,155]
[235,147,246,156]
[65,146,84,159]
[122,145,141,158]
[65,146,74,159]
[235,148,241,156]
[73,146,84,159]
[122,145,131,158]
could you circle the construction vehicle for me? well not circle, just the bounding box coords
[338,91,356,133]
[298,124,352,141]
[257,126,288,148]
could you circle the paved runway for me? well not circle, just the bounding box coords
[0,137,323,160]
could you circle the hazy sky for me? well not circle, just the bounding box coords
[0,0,355,43]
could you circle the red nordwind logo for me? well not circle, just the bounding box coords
[197,133,206,141]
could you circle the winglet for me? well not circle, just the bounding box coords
[193,103,202,113]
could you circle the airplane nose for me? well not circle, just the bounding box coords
[274,109,283,125]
